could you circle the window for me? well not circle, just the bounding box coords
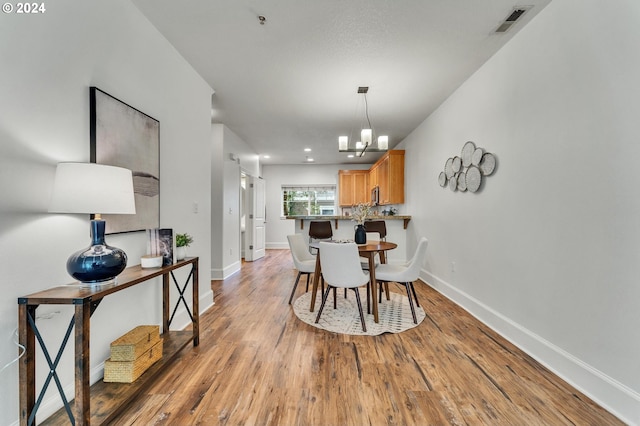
[282,185,336,216]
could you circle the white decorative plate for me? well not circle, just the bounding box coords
[438,171,447,187]
[449,173,458,191]
[472,147,484,166]
[466,165,482,192]
[445,158,454,178]
[457,172,467,192]
[461,141,475,167]
[480,152,496,175]
[452,156,462,173]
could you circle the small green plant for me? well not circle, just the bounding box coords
[176,233,194,248]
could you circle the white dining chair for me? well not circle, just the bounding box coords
[315,242,370,332]
[374,237,428,324]
[287,234,323,304]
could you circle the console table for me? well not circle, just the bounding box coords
[18,257,200,425]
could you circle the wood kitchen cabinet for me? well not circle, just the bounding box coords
[372,150,404,205]
[369,164,378,191]
[338,169,369,206]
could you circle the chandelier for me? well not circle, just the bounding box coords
[338,87,389,157]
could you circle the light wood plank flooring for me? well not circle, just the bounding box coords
[109,249,622,425]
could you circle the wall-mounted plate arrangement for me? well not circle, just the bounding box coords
[472,147,484,166]
[465,165,482,193]
[461,141,475,167]
[452,156,462,173]
[480,152,496,176]
[445,158,454,178]
[438,171,447,187]
[439,141,497,193]
[457,171,467,192]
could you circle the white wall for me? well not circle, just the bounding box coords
[0,1,213,423]
[211,124,260,279]
[262,164,371,249]
[400,0,640,423]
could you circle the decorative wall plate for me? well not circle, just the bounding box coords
[452,156,462,172]
[449,173,458,191]
[461,141,475,167]
[445,158,454,178]
[465,165,482,192]
[480,152,496,175]
[457,172,467,191]
[438,171,447,187]
[472,147,484,166]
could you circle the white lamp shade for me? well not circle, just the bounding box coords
[361,129,372,145]
[378,135,388,150]
[49,163,136,214]
[338,136,348,151]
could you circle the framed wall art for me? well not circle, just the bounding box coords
[90,87,160,234]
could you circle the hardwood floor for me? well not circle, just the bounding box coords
[110,249,622,425]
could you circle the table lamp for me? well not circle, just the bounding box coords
[49,162,136,284]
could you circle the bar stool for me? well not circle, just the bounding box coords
[308,220,333,254]
[364,220,387,241]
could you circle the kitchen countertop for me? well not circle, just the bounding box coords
[286,215,411,229]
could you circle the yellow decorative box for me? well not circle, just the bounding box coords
[104,340,163,383]
[109,325,160,362]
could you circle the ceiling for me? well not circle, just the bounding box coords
[131,0,551,165]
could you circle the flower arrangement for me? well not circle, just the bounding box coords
[351,203,373,226]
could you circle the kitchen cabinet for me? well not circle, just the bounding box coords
[372,150,404,205]
[338,170,369,206]
[369,164,378,191]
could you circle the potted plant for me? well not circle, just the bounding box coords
[175,233,193,261]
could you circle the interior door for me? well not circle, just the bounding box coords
[245,175,266,261]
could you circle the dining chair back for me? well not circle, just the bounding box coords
[308,220,333,253]
[374,237,429,323]
[315,242,370,331]
[287,234,319,304]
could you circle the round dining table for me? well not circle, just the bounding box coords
[308,240,397,323]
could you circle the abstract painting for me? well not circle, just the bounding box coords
[90,87,160,234]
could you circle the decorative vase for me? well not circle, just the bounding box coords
[354,224,366,244]
[176,246,187,261]
[67,219,127,284]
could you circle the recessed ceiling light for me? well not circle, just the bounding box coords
[304,148,312,152]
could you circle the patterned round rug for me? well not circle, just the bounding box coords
[292,288,425,336]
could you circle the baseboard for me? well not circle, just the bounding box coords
[421,269,639,425]
[211,261,241,280]
[267,242,289,249]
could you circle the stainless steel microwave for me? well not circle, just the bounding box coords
[371,186,379,205]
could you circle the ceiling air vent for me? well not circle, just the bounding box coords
[494,6,532,33]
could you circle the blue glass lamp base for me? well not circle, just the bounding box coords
[66,219,128,284]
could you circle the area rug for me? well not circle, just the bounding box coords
[292,288,425,336]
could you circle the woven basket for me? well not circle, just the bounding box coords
[104,340,163,383]
[110,325,160,362]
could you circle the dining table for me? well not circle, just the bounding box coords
[308,240,398,323]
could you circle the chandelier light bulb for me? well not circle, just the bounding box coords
[361,129,372,145]
[378,135,388,150]
[338,136,348,151]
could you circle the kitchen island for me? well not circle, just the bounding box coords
[289,215,411,230]
[286,215,411,263]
